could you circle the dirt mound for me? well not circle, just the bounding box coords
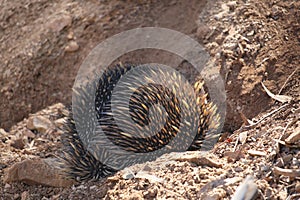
[0,0,205,130]
[199,0,300,131]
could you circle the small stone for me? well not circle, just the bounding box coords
[239,131,248,145]
[285,126,300,144]
[27,115,53,134]
[4,183,11,189]
[0,86,9,93]
[65,41,79,52]
[282,154,293,164]
[247,30,255,36]
[175,151,222,168]
[143,188,158,198]
[224,151,243,162]
[215,34,225,45]
[214,12,225,20]
[90,185,97,190]
[76,184,87,190]
[248,150,266,157]
[261,164,270,172]
[54,118,66,129]
[67,31,74,39]
[292,158,300,166]
[14,194,20,199]
[122,171,134,180]
[142,164,152,172]
[21,191,29,200]
[234,166,243,172]
[10,138,25,149]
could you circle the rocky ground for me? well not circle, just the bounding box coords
[0,0,299,199]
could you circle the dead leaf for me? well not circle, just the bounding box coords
[239,131,248,145]
[231,176,258,200]
[274,167,300,178]
[261,82,293,103]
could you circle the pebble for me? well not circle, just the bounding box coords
[90,185,97,190]
[10,138,25,149]
[122,171,135,180]
[27,115,53,134]
[239,131,248,144]
[21,191,29,200]
[65,41,79,52]
[234,166,243,172]
[248,150,267,157]
[54,118,66,129]
[67,31,74,40]
[4,183,11,189]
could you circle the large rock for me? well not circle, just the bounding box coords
[3,158,75,187]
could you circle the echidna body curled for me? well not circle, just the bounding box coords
[60,63,220,181]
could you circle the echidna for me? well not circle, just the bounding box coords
[60,63,220,181]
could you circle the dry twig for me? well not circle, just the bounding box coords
[278,67,299,95]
